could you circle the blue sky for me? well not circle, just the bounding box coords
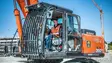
[0,0,112,42]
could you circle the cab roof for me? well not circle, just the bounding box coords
[28,2,73,13]
[40,2,73,13]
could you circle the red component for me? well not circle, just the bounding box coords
[59,46,62,48]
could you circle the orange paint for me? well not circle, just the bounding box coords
[17,0,28,18]
[16,0,38,18]
[82,34,105,54]
[14,9,23,40]
[27,0,38,5]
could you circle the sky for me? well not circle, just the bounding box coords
[0,0,112,42]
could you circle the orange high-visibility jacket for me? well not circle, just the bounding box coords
[51,25,61,37]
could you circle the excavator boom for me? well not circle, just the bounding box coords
[13,0,38,49]
[16,0,38,18]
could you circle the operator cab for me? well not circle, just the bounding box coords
[44,5,81,53]
[22,2,82,59]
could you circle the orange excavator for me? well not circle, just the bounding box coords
[13,0,105,60]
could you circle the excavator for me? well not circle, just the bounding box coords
[13,0,105,61]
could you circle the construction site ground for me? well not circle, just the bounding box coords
[0,50,112,63]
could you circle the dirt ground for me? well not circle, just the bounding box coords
[0,50,112,63]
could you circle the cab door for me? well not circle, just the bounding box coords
[65,13,82,53]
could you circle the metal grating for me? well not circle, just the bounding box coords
[22,7,47,56]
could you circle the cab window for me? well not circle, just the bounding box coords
[67,15,78,33]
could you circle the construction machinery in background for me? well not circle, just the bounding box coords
[92,0,104,38]
[13,0,105,61]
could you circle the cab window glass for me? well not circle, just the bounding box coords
[46,19,54,29]
[58,18,62,24]
[67,15,78,33]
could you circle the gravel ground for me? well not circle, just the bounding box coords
[92,50,112,63]
[0,51,112,63]
[0,56,27,63]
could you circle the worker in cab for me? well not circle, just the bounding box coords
[51,20,62,37]
[45,19,62,51]
[51,19,62,51]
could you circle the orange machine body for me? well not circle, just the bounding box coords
[27,0,38,6]
[82,34,105,54]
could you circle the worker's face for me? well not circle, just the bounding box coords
[54,20,58,26]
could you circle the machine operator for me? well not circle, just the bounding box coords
[45,19,62,51]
